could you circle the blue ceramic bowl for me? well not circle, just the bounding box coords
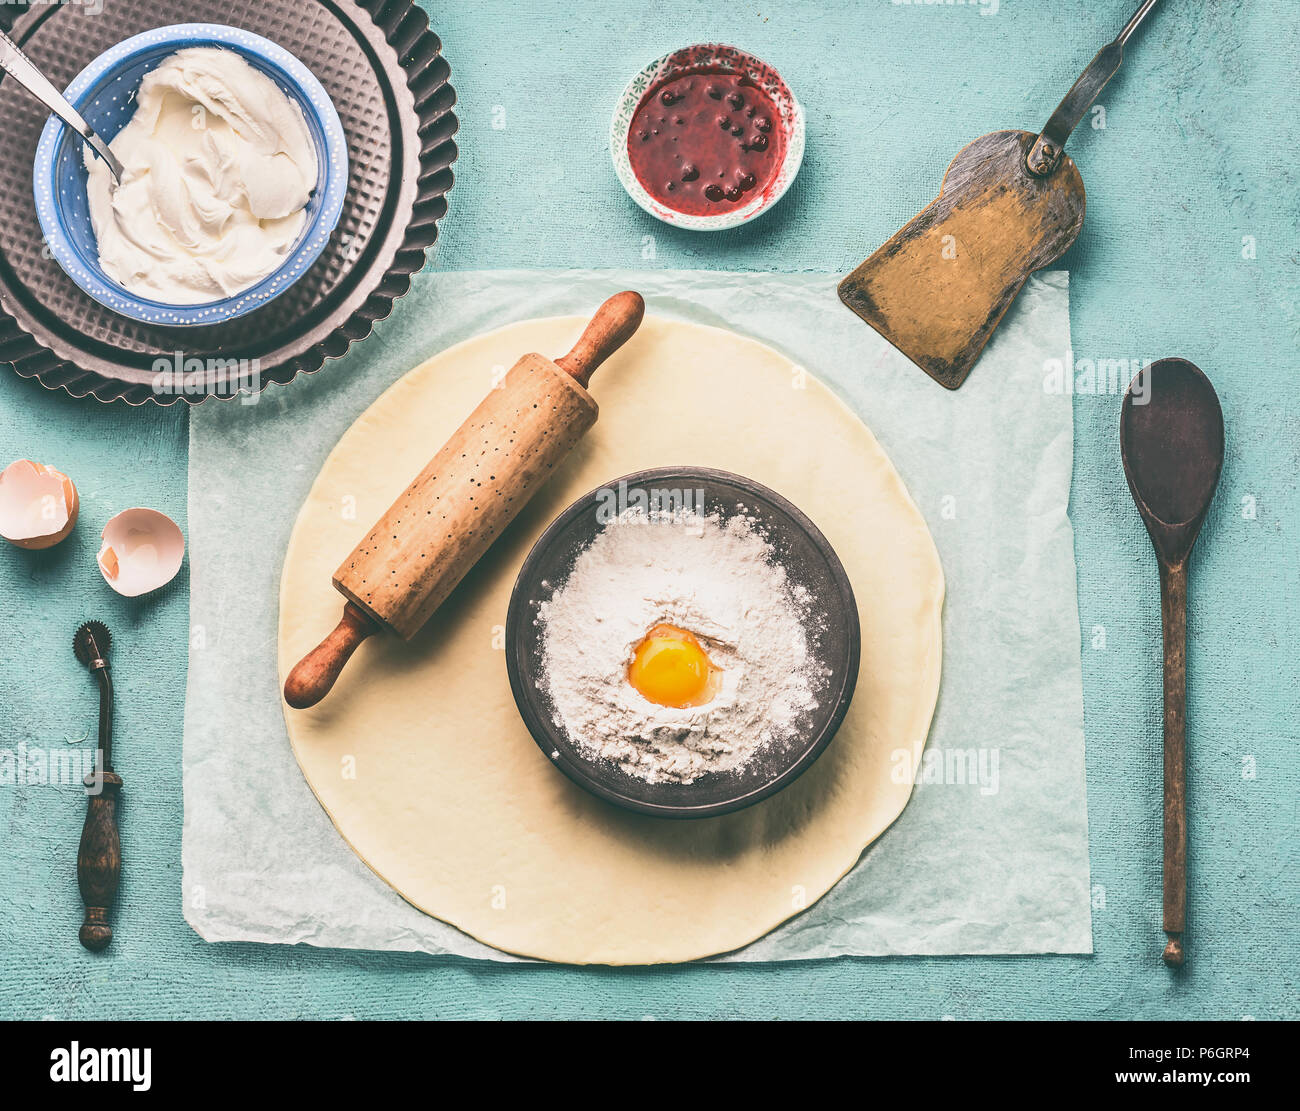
[33,23,349,327]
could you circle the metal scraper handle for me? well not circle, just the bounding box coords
[0,28,124,182]
[1026,0,1159,177]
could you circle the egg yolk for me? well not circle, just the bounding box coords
[628,624,719,708]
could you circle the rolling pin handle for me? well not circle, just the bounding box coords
[555,290,646,388]
[283,602,379,709]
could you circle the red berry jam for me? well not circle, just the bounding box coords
[627,71,784,216]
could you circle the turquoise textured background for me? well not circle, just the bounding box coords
[1,0,1296,1019]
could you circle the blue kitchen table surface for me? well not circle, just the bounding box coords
[0,0,1295,1020]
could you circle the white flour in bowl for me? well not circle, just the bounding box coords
[536,505,826,783]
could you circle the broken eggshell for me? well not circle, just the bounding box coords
[98,507,185,597]
[0,458,80,549]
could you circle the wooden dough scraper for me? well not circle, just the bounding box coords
[838,0,1160,389]
[283,291,645,709]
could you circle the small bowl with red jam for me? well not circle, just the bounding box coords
[611,44,804,231]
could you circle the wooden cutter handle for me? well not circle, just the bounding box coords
[556,291,645,387]
[77,770,122,952]
[283,602,379,709]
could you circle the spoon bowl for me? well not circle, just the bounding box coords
[1122,358,1225,562]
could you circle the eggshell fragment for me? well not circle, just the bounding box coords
[0,458,79,549]
[97,507,185,597]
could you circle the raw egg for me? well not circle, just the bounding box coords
[628,623,719,708]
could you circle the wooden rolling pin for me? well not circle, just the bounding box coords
[283,291,645,709]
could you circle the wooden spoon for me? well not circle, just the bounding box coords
[1120,358,1224,967]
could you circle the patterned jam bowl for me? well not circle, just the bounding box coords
[33,23,349,327]
[610,43,805,231]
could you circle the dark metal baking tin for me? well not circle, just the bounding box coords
[0,0,458,404]
[506,467,862,820]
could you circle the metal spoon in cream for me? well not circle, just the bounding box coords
[85,47,318,306]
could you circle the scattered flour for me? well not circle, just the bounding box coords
[536,506,825,783]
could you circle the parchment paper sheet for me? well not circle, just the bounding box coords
[183,269,1092,960]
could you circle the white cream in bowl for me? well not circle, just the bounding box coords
[85,47,319,305]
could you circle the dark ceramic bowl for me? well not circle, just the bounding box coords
[506,467,859,819]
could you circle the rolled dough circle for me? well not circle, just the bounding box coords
[279,315,944,964]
